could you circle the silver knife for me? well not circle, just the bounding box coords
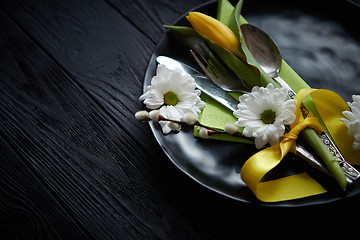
[156,55,343,181]
[156,56,238,111]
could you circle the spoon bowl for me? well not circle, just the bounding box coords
[240,24,283,78]
[240,23,296,98]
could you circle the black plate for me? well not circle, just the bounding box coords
[143,0,360,206]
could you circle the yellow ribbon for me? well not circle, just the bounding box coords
[241,88,360,202]
[298,88,360,165]
[241,112,327,202]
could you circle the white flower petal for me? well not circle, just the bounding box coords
[342,95,360,151]
[353,141,360,151]
[253,124,269,138]
[340,117,351,128]
[283,113,296,125]
[255,134,268,149]
[196,99,206,109]
[266,83,275,91]
[348,120,360,136]
[233,83,297,148]
[343,111,356,122]
[351,103,360,118]
[139,64,205,134]
[159,121,172,135]
[245,120,264,129]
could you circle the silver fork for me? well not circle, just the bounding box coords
[190,45,249,94]
[191,44,360,185]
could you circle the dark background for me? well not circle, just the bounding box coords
[1,0,359,239]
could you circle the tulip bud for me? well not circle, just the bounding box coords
[186,12,239,54]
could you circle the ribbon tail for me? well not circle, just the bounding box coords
[256,173,326,202]
[241,117,327,202]
[241,140,327,202]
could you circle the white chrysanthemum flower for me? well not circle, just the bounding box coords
[340,95,360,151]
[139,64,205,134]
[233,83,297,149]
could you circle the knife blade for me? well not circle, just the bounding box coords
[155,55,346,180]
[156,56,238,112]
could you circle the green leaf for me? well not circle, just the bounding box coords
[207,41,260,88]
[216,0,278,88]
[217,0,247,58]
[301,128,347,190]
[216,0,235,25]
[166,22,261,89]
[230,0,245,43]
[217,0,247,27]
[164,25,200,37]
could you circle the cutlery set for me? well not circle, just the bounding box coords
[156,23,360,185]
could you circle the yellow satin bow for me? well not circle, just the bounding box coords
[241,88,360,202]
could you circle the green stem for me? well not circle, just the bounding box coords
[301,128,347,190]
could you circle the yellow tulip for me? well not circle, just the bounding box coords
[186,12,239,53]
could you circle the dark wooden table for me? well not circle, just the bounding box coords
[1,0,360,239]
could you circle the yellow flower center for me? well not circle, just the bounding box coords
[261,109,276,124]
[164,91,178,106]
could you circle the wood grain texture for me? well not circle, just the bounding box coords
[106,0,206,42]
[1,0,360,239]
[0,4,206,239]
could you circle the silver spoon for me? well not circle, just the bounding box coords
[240,23,296,98]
